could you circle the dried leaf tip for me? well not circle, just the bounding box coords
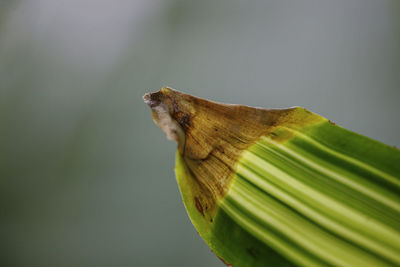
[143,87,301,218]
[143,88,186,153]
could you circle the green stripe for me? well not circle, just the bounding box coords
[261,136,400,212]
[241,149,400,245]
[282,126,400,188]
[252,142,400,230]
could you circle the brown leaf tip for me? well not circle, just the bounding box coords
[143,87,186,153]
[143,90,162,108]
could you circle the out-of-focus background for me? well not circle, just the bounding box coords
[0,0,399,266]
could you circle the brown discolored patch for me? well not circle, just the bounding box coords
[329,120,336,125]
[176,112,191,130]
[147,91,162,107]
[194,197,204,216]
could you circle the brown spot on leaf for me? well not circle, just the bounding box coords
[148,91,162,107]
[194,197,204,216]
[176,112,191,130]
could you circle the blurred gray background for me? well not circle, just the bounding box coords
[0,0,399,266]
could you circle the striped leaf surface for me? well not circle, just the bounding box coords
[176,120,400,267]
